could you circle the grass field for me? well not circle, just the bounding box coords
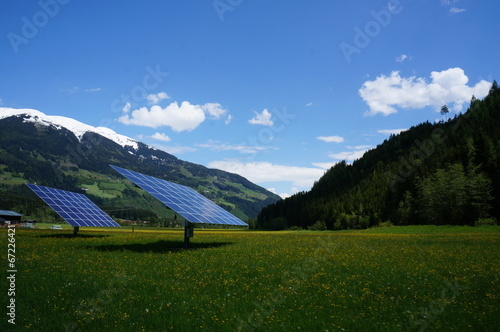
[1,226,499,331]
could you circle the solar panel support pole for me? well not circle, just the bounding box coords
[73,226,80,237]
[184,220,193,249]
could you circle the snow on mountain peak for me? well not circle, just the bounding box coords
[0,107,139,149]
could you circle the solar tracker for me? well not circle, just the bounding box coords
[26,184,120,228]
[110,165,248,226]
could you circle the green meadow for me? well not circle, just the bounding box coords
[1,226,499,331]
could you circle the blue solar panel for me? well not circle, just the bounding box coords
[110,165,248,226]
[26,184,120,227]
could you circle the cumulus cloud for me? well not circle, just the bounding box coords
[146,92,170,104]
[202,103,228,119]
[118,102,205,131]
[317,135,344,143]
[151,132,171,142]
[118,101,231,132]
[207,160,325,189]
[359,68,491,116]
[248,109,273,126]
[225,114,233,125]
[378,128,407,135]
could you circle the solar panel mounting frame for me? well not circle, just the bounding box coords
[109,165,248,248]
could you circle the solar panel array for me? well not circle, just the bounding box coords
[110,165,248,226]
[26,184,120,227]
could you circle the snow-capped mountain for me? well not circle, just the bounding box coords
[0,106,281,219]
[0,107,139,149]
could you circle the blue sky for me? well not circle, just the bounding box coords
[1,0,499,198]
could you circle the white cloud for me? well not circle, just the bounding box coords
[378,128,407,135]
[329,150,367,161]
[61,86,101,94]
[225,114,233,125]
[122,102,131,114]
[118,100,230,131]
[146,92,170,104]
[311,162,339,170]
[317,135,344,143]
[329,146,372,162]
[395,54,412,63]
[248,109,273,126]
[441,0,466,14]
[449,7,466,14]
[267,187,299,199]
[151,132,171,142]
[279,187,299,199]
[198,140,275,154]
[118,101,206,132]
[153,144,197,155]
[305,102,313,107]
[207,160,325,189]
[359,68,491,116]
[348,145,372,150]
[202,103,227,119]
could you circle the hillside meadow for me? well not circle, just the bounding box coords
[1,226,499,331]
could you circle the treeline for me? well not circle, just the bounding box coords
[257,82,500,230]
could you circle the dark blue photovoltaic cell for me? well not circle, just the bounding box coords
[26,184,120,227]
[110,165,248,226]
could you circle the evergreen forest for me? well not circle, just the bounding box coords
[257,82,500,230]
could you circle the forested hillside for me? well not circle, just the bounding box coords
[258,82,500,230]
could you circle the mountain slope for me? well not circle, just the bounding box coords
[258,83,500,229]
[0,108,280,222]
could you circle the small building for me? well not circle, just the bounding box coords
[0,210,22,224]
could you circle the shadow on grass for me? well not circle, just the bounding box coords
[38,233,110,239]
[89,240,233,253]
